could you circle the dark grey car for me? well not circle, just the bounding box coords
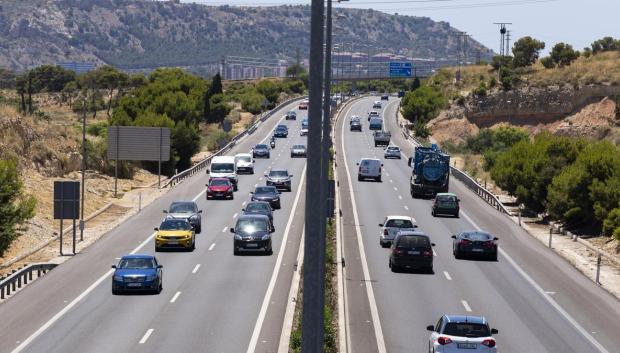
[231,214,274,255]
[242,201,275,231]
[163,201,202,233]
[253,144,270,158]
[251,186,281,209]
[452,231,498,261]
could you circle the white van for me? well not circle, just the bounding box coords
[208,156,239,190]
[234,153,254,174]
[356,158,383,182]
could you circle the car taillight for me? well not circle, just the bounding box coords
[483,240,495,247]
[383,229,388,235]
[482,339,496,347]
[392,248,404,255]
[437,337,452,345]
[423,250,432,257]
[459,239,471,245]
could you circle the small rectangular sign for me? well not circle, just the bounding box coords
[53,181,80,219]
[107,126,171,161]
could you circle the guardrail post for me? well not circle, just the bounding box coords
[139,191,142,212]
[28,270,33,281]
[548,228,553,248]
[37,269,41,277]
[596,252,602,285]
[1,285,4,299]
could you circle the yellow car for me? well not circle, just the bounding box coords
[155,219,196,251]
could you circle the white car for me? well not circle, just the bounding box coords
[379,215,417,247]
[427,315,498,353]
[372,100,382,109]
[300,119,309,136]
[356,158,382,182]
[384,146,401,159]
[234,153,254,174]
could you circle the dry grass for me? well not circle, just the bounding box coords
[431,65,496,98]
[524,51,620,87]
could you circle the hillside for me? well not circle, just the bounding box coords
[0,0,493,71]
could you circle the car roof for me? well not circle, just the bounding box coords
[255,144,268,147]
[247,201,271,207]
[270,168,288,172]
[292,144,306,148]
[443,315,487,325]
[360,158,381,162]
[237,214,270,221]
[459,230,491,237]
[397,230,426,237]
[210,177,231,182]
[170,201,196,206]
[386,215,415,222]
[436,192,457,197]
[235,153,251,157]
[256,185,277,191]
[121,254,155,260]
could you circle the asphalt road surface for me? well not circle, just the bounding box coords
[0,101,308,353]
[335,96,620,353]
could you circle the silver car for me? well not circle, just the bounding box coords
[384,146,401,159]
[265,169,294,192]
[379,215,417,247]
[290,144,307,158]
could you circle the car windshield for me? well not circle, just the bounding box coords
[443,323,490,338]
[118,258,156,269]
[437,195,457,202]
[210,179,230,186]
[462,232,492,241]
[387,147,399,152]
[246,203,270,213]
[211,163,235,173]
[270,170,288,177]
[236,219,269,233]
[293,145,305,149]
[237,156,251,162]
[159,220,192,230]
[385,219,414,228]
[255,186,277,194]
[396,235,430,248]
[169,203,196,213]
[256,144,268,150]
[277,125,287,130]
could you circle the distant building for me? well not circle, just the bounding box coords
[57,62,95,74]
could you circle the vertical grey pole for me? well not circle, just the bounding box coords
[72,184,76,254]
[114,126,119,198]
[139,191,142,212]
[158,128,162,189]
[548,228,553,248]
[596,253,602,285]
[80,102,86,242]
[72,217,76,255]
[59,185,63,256]
[301,0,325,349]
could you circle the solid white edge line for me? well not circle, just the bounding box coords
[335,152,349,353]
[461,300,472,312]
[246,164,307,353]
[277,230,305,353]
[192,264,201,274]
[138,328,154,344]
[460,211,611,353]
[443,271,452,281]
[208,243,216,251]
[170,291,181,303]
[340,101,387,353]
[10,101,300,353]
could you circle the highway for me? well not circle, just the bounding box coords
[335,96,620,353]
[0,101,308,353]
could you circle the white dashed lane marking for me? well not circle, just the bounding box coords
[170,291,181,303]
[208,243,216,251]
[139,329,154,344]
[461,300,472,312]
[443,271,452,281]
[192,264,201,274]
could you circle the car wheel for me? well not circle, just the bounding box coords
[455,212,460,218]
[266,246,273,256]
[377,176,382,182]
[155,246,161,252]
[492,253,498,261]
[431,210,435,217]
[276,202,281,209]
[196,225,202,234]
[267,154,270,158]
[230,193,234,200]
[157,281,163,294]
[233,184,238,192]
[191,240,196,251]
[234,247,240,256]
[357,174,362,181]
[112,288,120,295]
[390,261,399,273]
[427,266,434,274]
[454,249,461,259]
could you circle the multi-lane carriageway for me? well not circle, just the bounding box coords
[0,96,619,353]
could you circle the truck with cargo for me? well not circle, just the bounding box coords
[407,145,450,197]
[373,130,391,147]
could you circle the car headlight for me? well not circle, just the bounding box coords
[113,275,123,282]
[165,215,173,220]
[234,233,243,240]
[261,234,271,240]
[146,275,157,281]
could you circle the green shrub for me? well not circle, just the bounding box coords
[603,207,620,240]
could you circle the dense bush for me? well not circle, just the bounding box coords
[401,85,447,125]
[0,159,37,257]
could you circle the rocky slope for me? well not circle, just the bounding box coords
[0,0,492,71]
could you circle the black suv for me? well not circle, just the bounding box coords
[285,111,297,120]
[231,215,274,255]
[389,231,435,273]
[381,93,389,100]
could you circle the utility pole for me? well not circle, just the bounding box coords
[493,22,512,79]
[301,0,325,351]
[455,31,467,82]
[295,47,301,79]
[505,30,512,57]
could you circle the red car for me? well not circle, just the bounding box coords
[206,178,234,200]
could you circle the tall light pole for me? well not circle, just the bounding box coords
[301,0,325,350]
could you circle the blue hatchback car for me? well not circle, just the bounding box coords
[112,254,163,295]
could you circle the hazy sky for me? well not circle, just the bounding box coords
[186,0,619,55]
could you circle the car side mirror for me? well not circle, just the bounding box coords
[111,265,117,269]
[378,223,384,227]
[412,224,419,228]
[154,227,159,231]
[289,174,293,178]
[163,210,168,214]
[493,237,499,241]
[407,158,413,167]
[157,265,163,269]
[250,191,254,194]
[426,325,435,332]
[381,164,384,167]
[205,184,209,187]
[206,169,210,174]
[356,162,359,166]
[457,198,461,202]
[229,228,235,233]
[241,208,245,211]
[451,235,457,239]
[431,243,436,247]
[264,174,268,177]
[491,328,499,335]
[198,210,203,213]
[270,228,275,233]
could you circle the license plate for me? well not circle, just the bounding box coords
[472,248,484,252]
[408,251,420,255]
[127,283,142,287]
[246,243,258,248]
[168,241,179,245]
[215,193,223,196]
[457,343,477,349]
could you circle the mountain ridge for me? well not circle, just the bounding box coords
[0,0,493,71]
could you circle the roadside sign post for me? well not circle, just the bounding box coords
[54,181,80,255]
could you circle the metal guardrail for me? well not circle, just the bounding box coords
[163,96,306,188]
[0,263,57,300]
[396,110,509,214]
